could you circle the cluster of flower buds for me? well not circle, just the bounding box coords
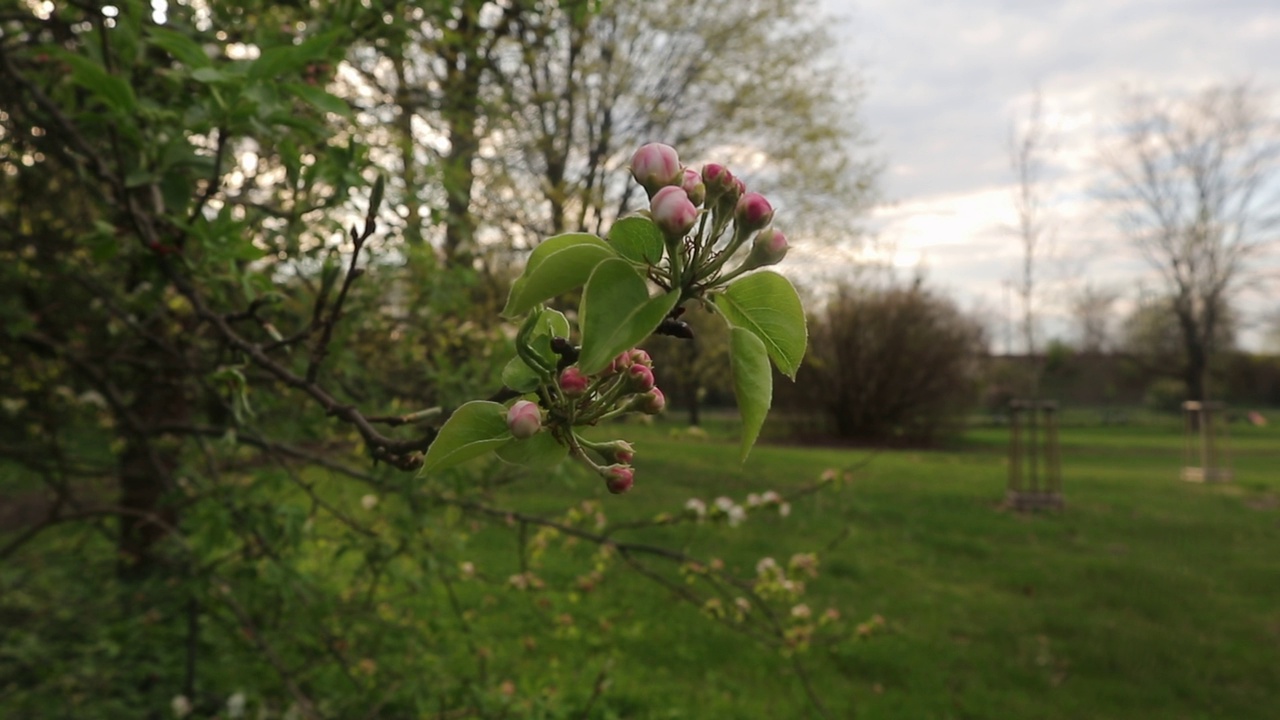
[628,143,790,289]
[507,346,666,495]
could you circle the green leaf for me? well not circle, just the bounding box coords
[421,401,513,474]
[501,357,541,393]
[190,67,228,84]
[58,52,136,114]
[248,32,339,81]
[495,431,568,470]
[713,271,808,379]
[149,26,210,68]
[502,234,615,318]
[607,216,665,265]
[728,327,772,462]
[503,308,571,392]
[577,259,680,374]
[286,83,352,117]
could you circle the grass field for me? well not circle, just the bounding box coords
[475,415,1280,719]
[3,416,1278,718]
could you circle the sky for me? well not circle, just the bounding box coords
[813,0,1280,351]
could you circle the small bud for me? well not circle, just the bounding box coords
[627,363,655,392]
[702,163,733,191]
[635,387,665,415]
[559,367,590,397]
[598,439,636,464]
[506,400,542,439]
[630,143,682,194]
[628,348,653,367]
[605,350,633,377]
[650,186,698,239]
[735,192,774,234]
[742,227,789,270]
[601,465,635,494]
[680,168,706,207]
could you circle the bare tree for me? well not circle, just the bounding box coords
[1102,83,1280,402]
[1009,90,1054,389]
[1070,283,1122,354]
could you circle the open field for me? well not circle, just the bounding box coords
[481,417,1280,718]
[3,417,1278,718]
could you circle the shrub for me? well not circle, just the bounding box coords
[777,280,987,444]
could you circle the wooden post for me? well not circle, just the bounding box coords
[1181,401,1233,483]
[1007,399,1063,511]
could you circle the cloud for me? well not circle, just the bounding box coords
[812,0,1280,347]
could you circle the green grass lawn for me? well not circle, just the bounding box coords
[4,417,1277,718]
[473,416,1280,719]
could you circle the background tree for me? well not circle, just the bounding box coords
[775,278,987,444]
[0,2,869,716]
[1101,83,1280,403]
[1070,283,1122,354]
[1008,90,1055,389]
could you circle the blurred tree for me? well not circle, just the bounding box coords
[777,280,987,444]
[340,0,876,265]
[1102,83,1280,403]
[1122,289,1236,375]
[0,2,862,716]
[1069,283,1122,354]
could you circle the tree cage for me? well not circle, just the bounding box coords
[1007,399,1064,511]
[1181,401,1233,482]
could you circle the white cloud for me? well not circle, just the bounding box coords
[813,0,1280,348]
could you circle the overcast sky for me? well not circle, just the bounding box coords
[811,0,1280,350]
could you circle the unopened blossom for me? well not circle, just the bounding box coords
[506,400,542,439]
[630,142,682,193]
[628,348,653,367]
[702,162,734,192]
[756,556,779,575]
[628,363,655,392]
[742,227,788,269]
[602,464,635,494]
[727,505,747,527]
[634,386,665,415]
[680,167,706,206]
[559,366,590,396]
[650,185,698,238]
[735,192,774,234]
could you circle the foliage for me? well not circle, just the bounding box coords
[0,2,860,718]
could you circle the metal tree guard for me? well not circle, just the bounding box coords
[1181,401,1233,482]
[1007,399,1064,511]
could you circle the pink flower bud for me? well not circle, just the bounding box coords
[681,168,706,207]
[702,163,733,191]
[598,440,635,464]
[506,400,542,439]
[559,367,590,396]
[650,186,698,239]
[630,143,681,194]
[743,227,789,269]
[606,350,633,377]
[628,363,655,392]
[628,348,653,367]
[636,387,665,415]
[735,192,774,234]
[602,464,635,494]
